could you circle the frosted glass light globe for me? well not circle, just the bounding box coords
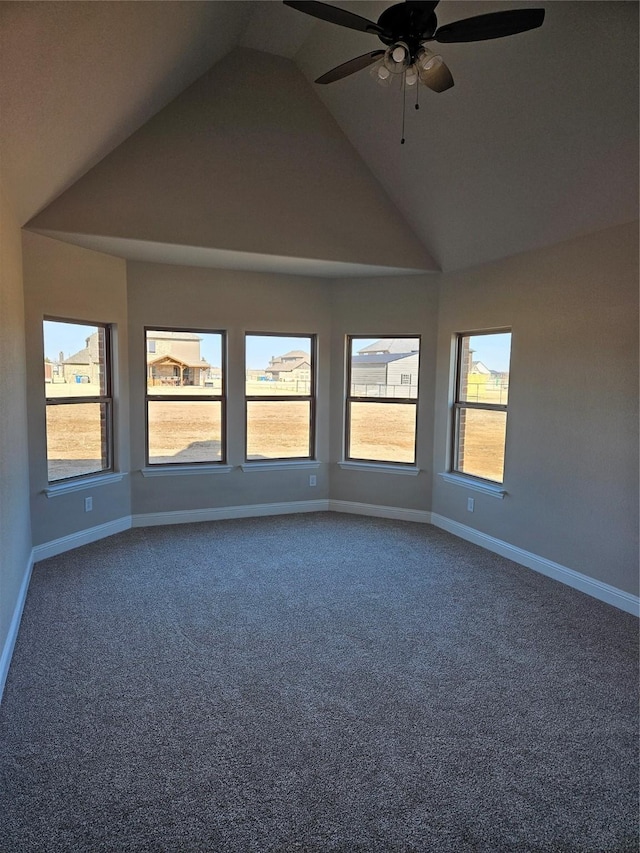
[405,66,418,86]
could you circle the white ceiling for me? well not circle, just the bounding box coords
[1,0,637,273]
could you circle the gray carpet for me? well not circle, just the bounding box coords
[0,513,638,852]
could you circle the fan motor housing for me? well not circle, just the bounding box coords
[376,2,437,49]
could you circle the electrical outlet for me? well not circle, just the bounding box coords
[84,496,93,512]
[467,497,474,512]
[309,475,317,487]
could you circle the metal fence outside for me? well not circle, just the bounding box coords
[350,384,418,399]
[463,383,509,405]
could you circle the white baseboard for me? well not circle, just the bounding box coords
[329,500,431,524]
[32,517,132,562]
[26,505,638,620]
[430,513,640,617]
[132,499,330,528]
[0,550,35,703]
[3,501,636,704]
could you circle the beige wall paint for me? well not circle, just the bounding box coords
[127,262,332,515]
[29,50,435,272]
[22,232,130,546]
[329,276,439,511]
[432,221,639,596]
[13,222,639,605]
[0,182,32,667]
[0,3,253,226]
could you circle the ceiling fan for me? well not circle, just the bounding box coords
[283,1,545,94]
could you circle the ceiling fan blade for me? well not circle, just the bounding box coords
[420,58,454,93]
[316,51,385,84]
[283,1,383,35]
[434,9,545,43]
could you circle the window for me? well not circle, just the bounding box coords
[345,336,420,465]
[43,319,113,482]
[145,328,225,465]
[452,330,511,483]
[245,334,315,460]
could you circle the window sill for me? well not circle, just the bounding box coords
[141,465,233,477]
[339,461,420,476]
[44,472,126,498]
[241,461,320,472]
[438,472,507,499]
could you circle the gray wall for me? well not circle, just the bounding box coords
[329,277,440,511]
[0,182,32,675]
[29,50,434,272]
[432,221,639,596]
[22,232,131,546]
[127,262,333,515]
[11,220,640,616]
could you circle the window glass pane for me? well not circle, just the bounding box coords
[43,321,106,397]
[456,408,507,482]
[146,330,222,395]
[246,400,310,459]
[148,401,222,464]
[458,333,510,405]
[348,402,416,464]
[46,402,109,481]
[350,337,420,399]
[246,335,312,396]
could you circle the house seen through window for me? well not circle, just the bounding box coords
[452,330,511,483]
[245,334,315,460]
[346,337,420,465]
[43,319,113,482]
[145,328,225,465]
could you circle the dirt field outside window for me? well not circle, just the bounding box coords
[45,381,507,480]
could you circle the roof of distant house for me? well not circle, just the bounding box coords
[148,354,210,369]
[64,331,100,364]
[266,355,310,373]
[358,338,419,355]
[272,350,308,360]
[351,353,416,366]
[64,347,93,365]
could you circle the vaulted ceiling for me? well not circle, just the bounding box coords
[1,1,637,274]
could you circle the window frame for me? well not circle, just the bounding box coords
[144,326,227,468]
[44,317,114,484]
[451,328,511,485]
[345,334,421,466]
[244,332,317,462]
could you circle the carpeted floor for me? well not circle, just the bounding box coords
[1,512,638,852]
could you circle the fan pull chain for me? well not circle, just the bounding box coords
[415,83,420,110]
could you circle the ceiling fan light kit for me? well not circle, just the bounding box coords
[370,45,440,88]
